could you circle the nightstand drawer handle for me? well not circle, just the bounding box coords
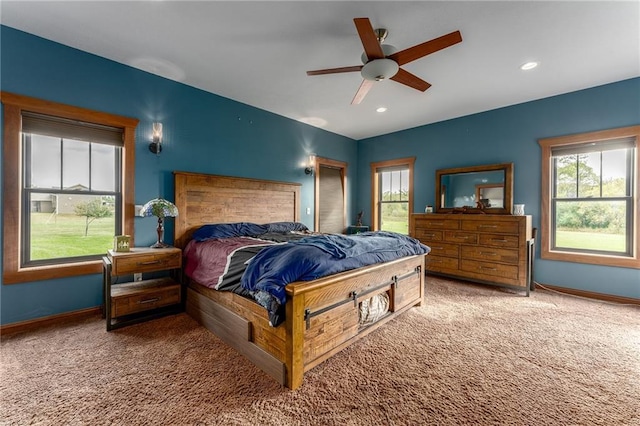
[138,260,161,266]
[138,297,161,304]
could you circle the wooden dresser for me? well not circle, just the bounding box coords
[410,213,533,294]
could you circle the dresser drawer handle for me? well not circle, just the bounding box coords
[478,266,497,271]
[138,260,161,266]
[432,247,444,250]
[479,251,497,256]
[429,222,444,226]
[479,225,497,229]
[455,235,470,239]
[491,239,508,243]
[138,297,161,304]
[425,233,436,238]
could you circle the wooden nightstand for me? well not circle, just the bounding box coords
[346,225,369,235]
[103,247,182,331]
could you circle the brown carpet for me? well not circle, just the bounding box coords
[1,277,639,426]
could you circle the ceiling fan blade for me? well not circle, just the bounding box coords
[306,65,363,76]
[354,18,385,61]
[388,30,462,66]
[390,68,431,92]
[351,79,375,105]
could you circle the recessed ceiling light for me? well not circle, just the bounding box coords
[376,107,388,113]
[520,61,539,71]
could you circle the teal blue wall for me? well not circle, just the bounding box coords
[357,77,640,300]
[0,26,357,325]
[1,26,638,326]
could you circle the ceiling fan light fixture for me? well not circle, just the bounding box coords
[361,58,399,81]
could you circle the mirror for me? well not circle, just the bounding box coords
[435,163,513,214]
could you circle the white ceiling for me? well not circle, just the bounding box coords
[2,1,639,140]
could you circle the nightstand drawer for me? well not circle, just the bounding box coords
[110,249,181,275]
[111,278,180,317]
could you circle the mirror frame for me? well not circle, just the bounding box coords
[435,162,514,214]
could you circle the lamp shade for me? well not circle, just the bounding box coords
[361,58,399,81]
[139,198,179,218]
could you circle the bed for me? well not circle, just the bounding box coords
[174,171,427,389]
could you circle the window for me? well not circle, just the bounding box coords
[23,113,123,266]
[371,158,415,234]
[2,92,138,283]
[539,126,640,269]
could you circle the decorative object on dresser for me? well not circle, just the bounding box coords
[139,198,179,248]
[103,247,182,331]
[410,213,534,295]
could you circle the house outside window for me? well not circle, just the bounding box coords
[370,157,415,235]
[538,126,640,269]
[2,92,137,283]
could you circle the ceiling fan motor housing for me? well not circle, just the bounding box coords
[360,43,397,64]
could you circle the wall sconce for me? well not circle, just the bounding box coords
[304,153,316,175]
[149,122,163,154]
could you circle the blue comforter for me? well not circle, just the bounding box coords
[241,231,430,326]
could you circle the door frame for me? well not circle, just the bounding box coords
[314,156,347,232]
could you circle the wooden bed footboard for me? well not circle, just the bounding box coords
[186,254,424,389]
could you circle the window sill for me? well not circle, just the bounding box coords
[541,250,640,269]
[3,260,102,284]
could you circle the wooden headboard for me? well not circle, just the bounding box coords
[173,171,301,248]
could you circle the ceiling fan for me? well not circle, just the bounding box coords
[307,17,462,105]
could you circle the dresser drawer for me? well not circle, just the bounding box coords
[460,259,519,281]
[461,245,519,264]
[427,242,459,258]
[425,255,459,272]
[111,250,181,275]
[415,229,444,242]
[111,278,181,317]
[444,231,479,245]
[461,220,520,234]
[479,234,519,249]
[414,218,459,230]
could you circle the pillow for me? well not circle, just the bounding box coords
[192,222,268,242]
[266,221,309,233]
